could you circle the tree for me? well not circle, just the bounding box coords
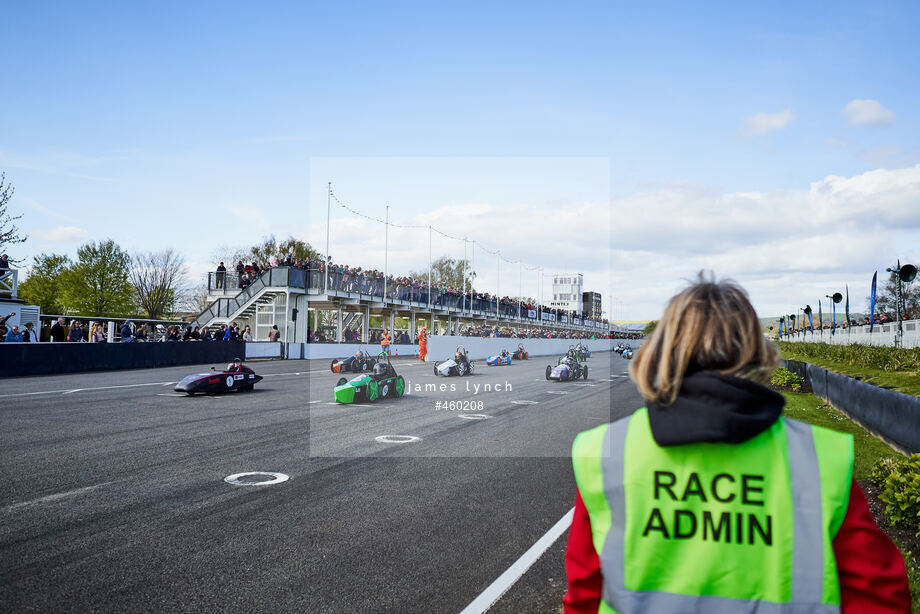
[61,239,134,315]
[130,249,188,319]
[0,173,27,258]
[643,321,658,334]
[874,269,919,321]
[248,235,318,264]
[410,256,476,290]
[18,253,72,314]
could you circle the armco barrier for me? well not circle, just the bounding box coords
[301,337,612,361]
[781,359,920,453]
[0,341,247,378]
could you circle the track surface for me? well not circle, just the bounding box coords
[1,349,643,613]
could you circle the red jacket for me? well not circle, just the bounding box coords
[563,480,911,613]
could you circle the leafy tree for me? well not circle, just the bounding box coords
[248,235,317,264]
[18,253,72,314]
[643,320,658,334]
[410,256,476,290]
[0,173,27,258]
[874,269,919,321]
[61,239,134,315]
[130,249,188,319]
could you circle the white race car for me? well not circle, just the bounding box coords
[433,346,475,377]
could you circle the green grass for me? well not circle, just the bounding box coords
[783,391,917,608]
[780,342,920,397]
[782,391,905,479]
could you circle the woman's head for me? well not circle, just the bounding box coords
[629,272,778,406]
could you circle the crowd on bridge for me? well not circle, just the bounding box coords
[214,256,608,328]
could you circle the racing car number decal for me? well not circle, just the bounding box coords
[226,376,234,387]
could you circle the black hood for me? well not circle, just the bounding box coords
[647,371,784,446]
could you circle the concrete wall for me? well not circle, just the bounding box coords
[304,343,421,360]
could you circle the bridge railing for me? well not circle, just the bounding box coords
[0,269,18,299]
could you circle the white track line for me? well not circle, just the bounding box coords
[459,507,574,614]
[3,482,112,512]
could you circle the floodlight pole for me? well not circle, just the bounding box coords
[325,182,331,294]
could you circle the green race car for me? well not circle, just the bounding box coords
[334,353,406,403]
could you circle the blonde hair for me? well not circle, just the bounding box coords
[629,272,778,405]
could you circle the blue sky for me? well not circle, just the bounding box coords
[2,1,918,318]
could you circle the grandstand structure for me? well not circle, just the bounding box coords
[191,266,613,343]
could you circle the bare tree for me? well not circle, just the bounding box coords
[0,173,27,258]
[130,250,189,319]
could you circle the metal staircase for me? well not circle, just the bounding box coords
[191,266,305,330]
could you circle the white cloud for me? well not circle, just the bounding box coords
[742,109,795,136]
[843,99,896,126]
[824,138,849,149]
[37,226,89,242]
[608,164,920,318]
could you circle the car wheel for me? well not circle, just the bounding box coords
[458,362,467,376]
[380,382,390,398]
[395,376,405,397]
[433,362,440,376]
[330,360,337,373]
[361,361,369,372]
[583,367,589,380]
[368,381,379,402]
[545,365,552,380]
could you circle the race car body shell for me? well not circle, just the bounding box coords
[175,369,262,393]
[486,355,512,366]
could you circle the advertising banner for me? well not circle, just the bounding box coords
[527,309,536,318]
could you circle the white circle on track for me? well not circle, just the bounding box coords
[458,414,491,420]
[375,435,421,444]
[224,472,289,486]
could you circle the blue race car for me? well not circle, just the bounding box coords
[486,349,512,366]
[546,354,588,381]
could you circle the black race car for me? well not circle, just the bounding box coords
[175,359,263,394]
[511,344,529,360]
[331,348,377,373]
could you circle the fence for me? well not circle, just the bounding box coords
[780,319,920,349]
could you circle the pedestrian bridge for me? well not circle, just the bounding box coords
[191,266,612,344]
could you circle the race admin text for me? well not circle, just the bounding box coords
[642,471,772,546]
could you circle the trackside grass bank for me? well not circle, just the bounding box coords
[782,392,919,610]
[779,341,920,397]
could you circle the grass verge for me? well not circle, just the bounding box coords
[779,342,920,397]
[782,391,917,610]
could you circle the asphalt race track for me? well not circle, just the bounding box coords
[1,348,644,613]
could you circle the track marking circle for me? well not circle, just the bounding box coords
[459,414,492,420]
[375,435,421,444]
[224,472,289,486]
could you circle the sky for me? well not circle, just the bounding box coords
[1,1,918,319]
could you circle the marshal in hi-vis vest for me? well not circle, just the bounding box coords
[572,408,853,614]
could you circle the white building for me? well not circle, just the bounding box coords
[550,273,583,313]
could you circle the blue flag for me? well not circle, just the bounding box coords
[818,300,823,331]
[870,272,877,332]
[832,300,836,333]
[807,306,814,331]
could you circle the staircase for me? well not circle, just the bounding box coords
[191,266,302,330]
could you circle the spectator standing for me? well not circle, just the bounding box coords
[242,325,253,342]
[135,325,148,341]
[68,321,84,342]
[92,324,107,343]
[50,317,66,342]
[23,321,37,342]
[5,325,23,342]
[0,310,14,341]
[121,321,135,342]
[268,324,281,342]
[380,328,391,356]
[0,254,9,271]
[215,262,227,289]
[418,326,428,362]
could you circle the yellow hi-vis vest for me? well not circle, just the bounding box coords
[572,408,853,614]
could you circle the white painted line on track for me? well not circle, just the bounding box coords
[511,400,539,405]
[375,435,421,443]
[575,383,597,387]
[308,400,322,404]
[0,381,177,398]
[459,507,575,614]
[545,390,569,395]
[224,472,289,486]
[156,393,186,397]
[326,402,372,407]
[458,414,492,420]
[3,482,113,512]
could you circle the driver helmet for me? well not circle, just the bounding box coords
[227,358,242,371]
[373,363,388,377]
